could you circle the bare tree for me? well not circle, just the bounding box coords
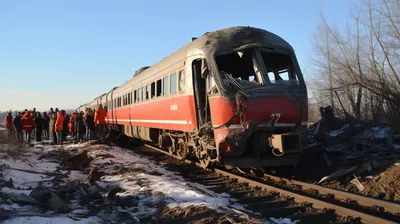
[309,0,400,124]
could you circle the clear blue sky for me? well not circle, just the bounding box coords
[0,0,354,111]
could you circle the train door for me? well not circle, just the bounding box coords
[192,58,211,127]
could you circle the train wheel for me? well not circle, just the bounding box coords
[176,138,188,160]
[198,144,211,168]
[199,155,211,168]
[168,145,175,155]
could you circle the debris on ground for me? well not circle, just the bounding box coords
[0,137,296,223]
[303,106,400,201]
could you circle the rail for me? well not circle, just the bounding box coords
[143,143,400,224]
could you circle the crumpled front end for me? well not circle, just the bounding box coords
[210,91,307,168]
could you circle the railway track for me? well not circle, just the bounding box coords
[138,143,400,224]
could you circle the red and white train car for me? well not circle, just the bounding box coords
[80,26,308,168]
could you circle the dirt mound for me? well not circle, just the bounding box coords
[360,163,400,201]
[159,205,262,224]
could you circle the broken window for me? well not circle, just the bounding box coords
[170,73,177,94]
[178,70,185,92]
[156,79,162,97]
[215,49,262,90]
[260,51,299,84]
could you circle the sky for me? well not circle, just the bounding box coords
[0,0,355,111]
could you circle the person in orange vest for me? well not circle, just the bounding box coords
[94,104,106,138]
[55,112,64,145]
[4,112,14,137]
[21,111,35,143]
[94,104,106,139]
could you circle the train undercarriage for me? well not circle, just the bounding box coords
[113,121,306,169]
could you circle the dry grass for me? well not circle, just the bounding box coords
[0,130,27,160]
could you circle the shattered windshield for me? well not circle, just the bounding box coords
[215,49,262,91]
[260,51,300,84]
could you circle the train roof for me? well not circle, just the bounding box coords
[113,26,295,95]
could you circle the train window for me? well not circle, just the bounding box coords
[163,76,169,96]
[134,90,137,103]
[216,49,262,89]
[178,70,185,92]
[151,82,155,98]
[170,73,177,94]
[146,85,150,100]
[139,87,143,101]
[260,51,299,84]
[142,87,145,101]
[119,97,122,107]
[156,79,162,97]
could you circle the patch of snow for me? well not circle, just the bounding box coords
[3,216,101,224]
[358,127,391,139]
[270,217,299,224]
[67,170,87,181]
[3,169,53,189]
[1,187,32,195]
[394,144,400,149]
[329,125,349,137]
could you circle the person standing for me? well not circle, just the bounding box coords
[13,112,23,142]
[42,112,50,140]
[75,112,85,142]
[4,112,14,137]
[63,112,69,142]
[49,112,57,144]
[85,108,95,140]
[21,111,34,144]
[69,112,77,140]
[34,112,43,142]
[55,112,64,145]
[94,105,106,139]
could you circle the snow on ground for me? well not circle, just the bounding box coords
[0,140,297,224]
[3,216,101,224]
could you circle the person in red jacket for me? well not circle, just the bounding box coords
[69,112,77,139]
[4,112,14,137]
[94,104,106,139]
[55,112,64,145]
[21,111,35,143]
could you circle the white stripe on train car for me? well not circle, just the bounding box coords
[212,122,308,128]
[105,118,189,125]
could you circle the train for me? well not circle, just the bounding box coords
[77,26,308,168]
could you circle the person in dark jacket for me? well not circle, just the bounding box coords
[75,113,85,142]
[62,111,69,142]
[34,112,43,142]
[42,112,50,140]
[49,112,57,144]
[13,112,23,142]
[84,108,95,140]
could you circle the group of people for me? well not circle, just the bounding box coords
[3,105,108,145]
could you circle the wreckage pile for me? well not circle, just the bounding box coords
[1,139,290,223]
[305,106,400,201]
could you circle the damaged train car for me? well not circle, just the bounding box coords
[80,26,308,168]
